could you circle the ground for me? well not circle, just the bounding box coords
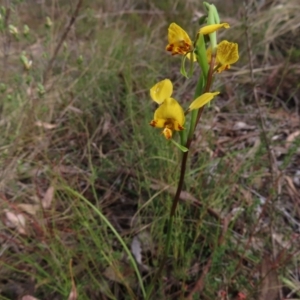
[0,0,300,299]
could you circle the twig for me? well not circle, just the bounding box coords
[43,0,83,84]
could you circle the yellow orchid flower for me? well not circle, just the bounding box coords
[150,79,185,140]
[150,79,173,104]
[166,23,193,56]
[198,23,230,35]
[188,92,220,111]
[207,40,239,73]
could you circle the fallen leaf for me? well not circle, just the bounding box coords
[4,209,27,235]
[233,121,255,130]
[245,138,260,159]
[67,105,83,114]
[130,232,152,272]
[18,203,39,215]
[285,176,300,197]
[68,282,77,300]
[293,170,300,186]
[286,130,300,148]
[131,236,142,265]
[236,292,247,300]
[22,296,39,300]
[272,233,291,249]
[42,186,55,209]
[102,113,111,136]
[35,120,57,129]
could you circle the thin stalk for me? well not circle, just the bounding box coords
[188,75,205,141]
[188,34,209,141]
[43,0,83,84]
[195,54,216,125]
[147,54,216,300]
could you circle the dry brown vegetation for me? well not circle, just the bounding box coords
[0,0,300,299]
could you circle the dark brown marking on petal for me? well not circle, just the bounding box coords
[150,120,157,127]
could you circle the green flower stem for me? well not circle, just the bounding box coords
[188,34,209,142]
[149,39,217,300]
[188,75,205,142]
[195,53,216,125]
[179,124,187,146]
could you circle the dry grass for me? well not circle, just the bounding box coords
[0,0,300,299]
